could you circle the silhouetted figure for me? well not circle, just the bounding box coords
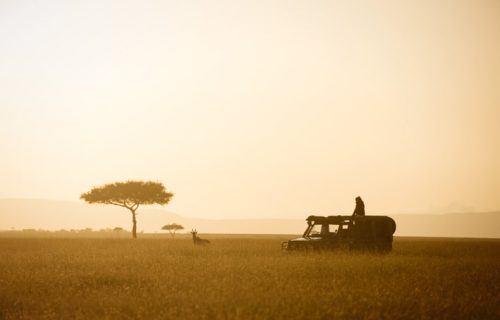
[352,196,365,216]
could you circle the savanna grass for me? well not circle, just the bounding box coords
[0,237,499,319]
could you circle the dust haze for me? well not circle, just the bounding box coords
[1,0,499,227]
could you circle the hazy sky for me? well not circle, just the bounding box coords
[1,0,499,219]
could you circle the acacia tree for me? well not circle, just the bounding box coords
[80,181,173,238]
[161,223,184,238]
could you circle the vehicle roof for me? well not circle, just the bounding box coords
[306,215,394,224]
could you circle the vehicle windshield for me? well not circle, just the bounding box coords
[307,223,340,238]
[308,224,323,237]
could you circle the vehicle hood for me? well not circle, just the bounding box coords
[289,237,320,242]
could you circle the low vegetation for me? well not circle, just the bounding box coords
[0,237,498,319]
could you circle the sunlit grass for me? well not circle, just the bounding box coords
[0,237,498,319]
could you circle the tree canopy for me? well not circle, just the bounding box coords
[81,180,173,209]
[162,223,184,231]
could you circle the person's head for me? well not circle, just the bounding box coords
[355,196,362,202]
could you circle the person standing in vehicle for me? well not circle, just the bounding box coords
[352,196,365,216]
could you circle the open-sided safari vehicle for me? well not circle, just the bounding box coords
[282,215,396,252]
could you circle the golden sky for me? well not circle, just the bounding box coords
[0,0,499,219]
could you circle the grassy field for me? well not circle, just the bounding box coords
[0,236,499,319]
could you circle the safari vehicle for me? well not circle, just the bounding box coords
[282,215,396,252]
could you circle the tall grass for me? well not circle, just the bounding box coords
[0,237,498,319]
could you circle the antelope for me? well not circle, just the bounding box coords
[191,229,210,245]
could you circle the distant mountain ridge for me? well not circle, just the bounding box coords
[0,198,499,238]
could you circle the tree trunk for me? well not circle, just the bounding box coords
[131,210,137,239]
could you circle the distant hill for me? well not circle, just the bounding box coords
[0,198,182,233]
[0,199,499,238]
[393,212,500,238]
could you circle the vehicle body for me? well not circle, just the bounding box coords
[282,215,396,252]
